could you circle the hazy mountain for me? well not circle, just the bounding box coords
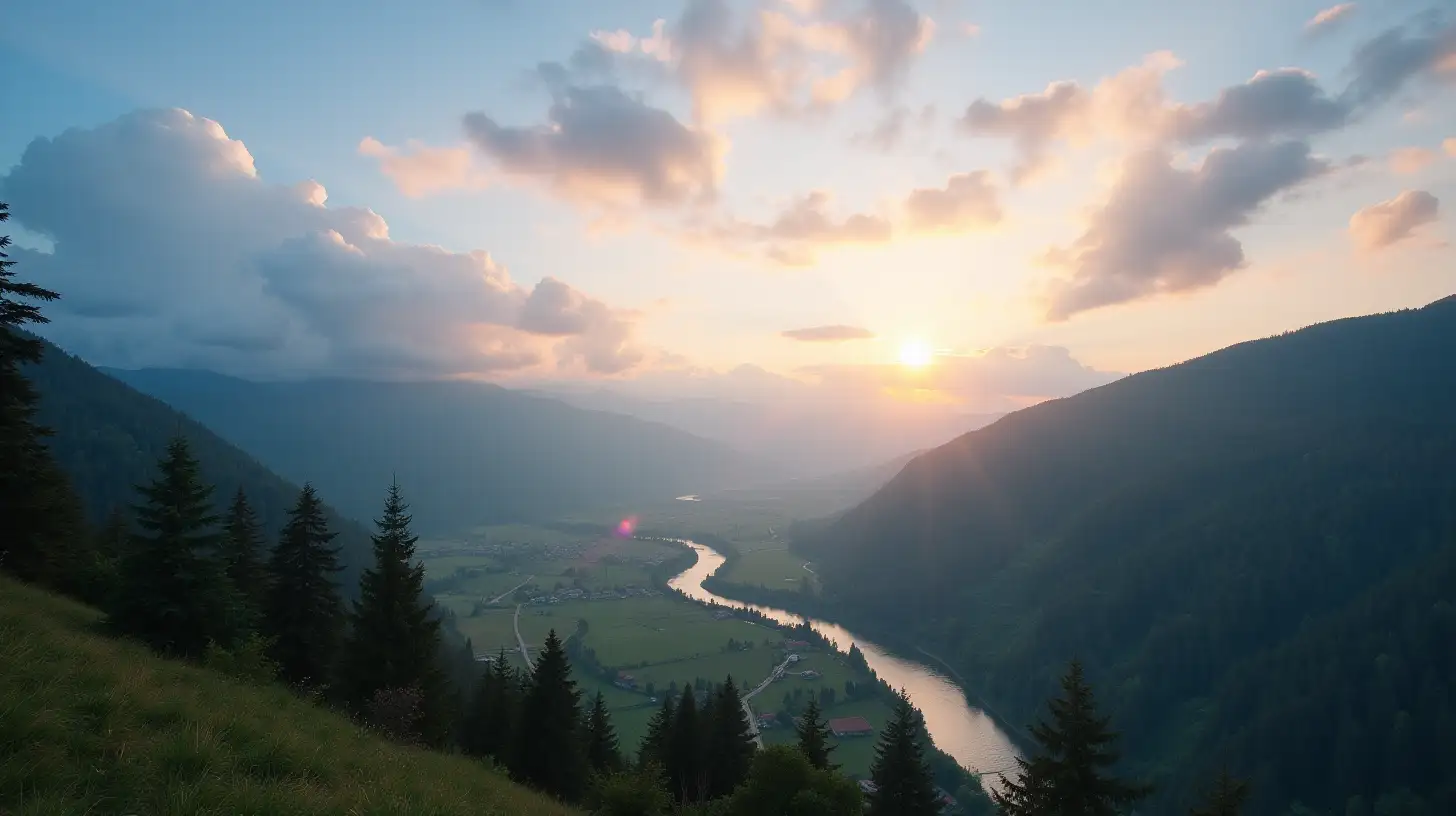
[105,369,767,534]
[801,295,1456,815]
[26,341,375,584]
[535,387,1001,476]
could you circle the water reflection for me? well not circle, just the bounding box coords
[667,540,1020,783]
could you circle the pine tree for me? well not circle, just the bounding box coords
[338,481,447,743]
[796,696,838,771]
[221,488,269,632]
[462,648,519,762]
[0,201,84,589]
[109,437,237,658]
[640,692,676,769]
[668,685,705,803]
[512,629,587,800]
[993,660,1151,816]
[707,676,757,797]
[868,690,941,816]
[264,483,344,689]
[1190,767,1250,816]
[585,691,622,773]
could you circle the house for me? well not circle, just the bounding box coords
[756,712,778,729]
[858,780,878,795]
[828,716,874,738]
[799,670,821,680]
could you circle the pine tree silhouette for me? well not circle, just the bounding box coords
[264,483,344,690]
[868,690,941,816]
[512,629,587,800]
[796,696,838,771]
[585,691,622,773]
[221,487,269,632]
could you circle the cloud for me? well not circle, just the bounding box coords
[358,137,487,197]
[1349,189,1440,249]
[1446,137,1456,156]
[1167,68,1349,143]
[1042,140,1329,321]
[1,108,645,378]
[1389,145,1438,173]
[463,84,721,208]
[1305,3,1357,34]
[851,103,936,150]
[838,0,937,94]
[1340,14,1456,112]
[781,324,876,341]
[959,52,1178,182]
[903,171,1003,232]
[690,190,892,265]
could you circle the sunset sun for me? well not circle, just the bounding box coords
[899,340,934,368]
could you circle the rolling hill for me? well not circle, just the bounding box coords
[104,369,766,535]
[801,295,1456,815]
[0,574,577,816]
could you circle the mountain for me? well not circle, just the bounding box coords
[0,574,577,815]
[105,369,765,535]
[536,387,1001,477]
[27,341,374,582]
[801,296,1456,815]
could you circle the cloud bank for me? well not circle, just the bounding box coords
[2,109,645,378]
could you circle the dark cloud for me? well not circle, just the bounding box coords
[1349,189,1440,249]
[1340,13,1456,112]
[781,324,876,341]
[1042,140,1329,321]
[904,171,1002,232]
[1,108,644,378]
[463,84,720,207]
[1168,69,1350,143]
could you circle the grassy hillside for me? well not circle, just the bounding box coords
[105,368,767,535]
[802,295,1456,814]
[0,575,577,816]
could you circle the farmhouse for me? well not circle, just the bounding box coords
[828,716,874,738]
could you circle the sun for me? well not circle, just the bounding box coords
[898,339,934,368]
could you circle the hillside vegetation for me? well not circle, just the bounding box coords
[803,295,1456,815]
[106,368,766,534]
[0,575,578,816]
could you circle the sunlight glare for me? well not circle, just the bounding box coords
[899,339,934,368]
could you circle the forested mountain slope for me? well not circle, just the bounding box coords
[26,341,374,581]
[106,368,765,534]
[802,295,1456,815]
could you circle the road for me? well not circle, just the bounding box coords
[489,574,535,605]
[802,562,815,575]
[514,603,534,673]
[740,655,796,748]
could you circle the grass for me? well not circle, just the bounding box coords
[0,576,578,816]
[719,547,814,589]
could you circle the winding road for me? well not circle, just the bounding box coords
[514,603,533,673]
[739,655,796,747]
[490,575,535,605]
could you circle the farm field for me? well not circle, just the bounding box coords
[718,546,814,588]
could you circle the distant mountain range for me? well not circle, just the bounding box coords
[535,387,1001,476]
[801,295,1456,815]
[104,369,769,535]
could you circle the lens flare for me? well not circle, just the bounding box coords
[614,516,638,538]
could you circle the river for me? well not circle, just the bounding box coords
[667,540,1021,784]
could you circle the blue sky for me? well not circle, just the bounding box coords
[3,0,1453,412]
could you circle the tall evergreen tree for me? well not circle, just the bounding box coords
[109,437,236,658]
[796,696,838,771]
[462,648,519,762]
[512,629,587,800]
[1190,768,1250,816]
[585,691,622,773]
[0,201,84,589]
[668,685,705,803]
[264,483,344,689]
[640,692,676,769]
[868,690,941,816]
[993,660,1151,816]
[221,488,269,631]
[707,676,758,798]
[338,481,447,742]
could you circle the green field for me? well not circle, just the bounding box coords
[719,546,815,588]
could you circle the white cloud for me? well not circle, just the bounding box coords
[2,109,645,378]
[1349,190,1440,249]
[358,137,488,198]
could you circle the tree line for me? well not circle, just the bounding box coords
[4,201,1247,813]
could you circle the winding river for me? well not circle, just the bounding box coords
[667,540,1021,783]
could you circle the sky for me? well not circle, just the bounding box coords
[3,0,1454,414]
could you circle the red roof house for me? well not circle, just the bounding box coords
[828,716,874,737]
